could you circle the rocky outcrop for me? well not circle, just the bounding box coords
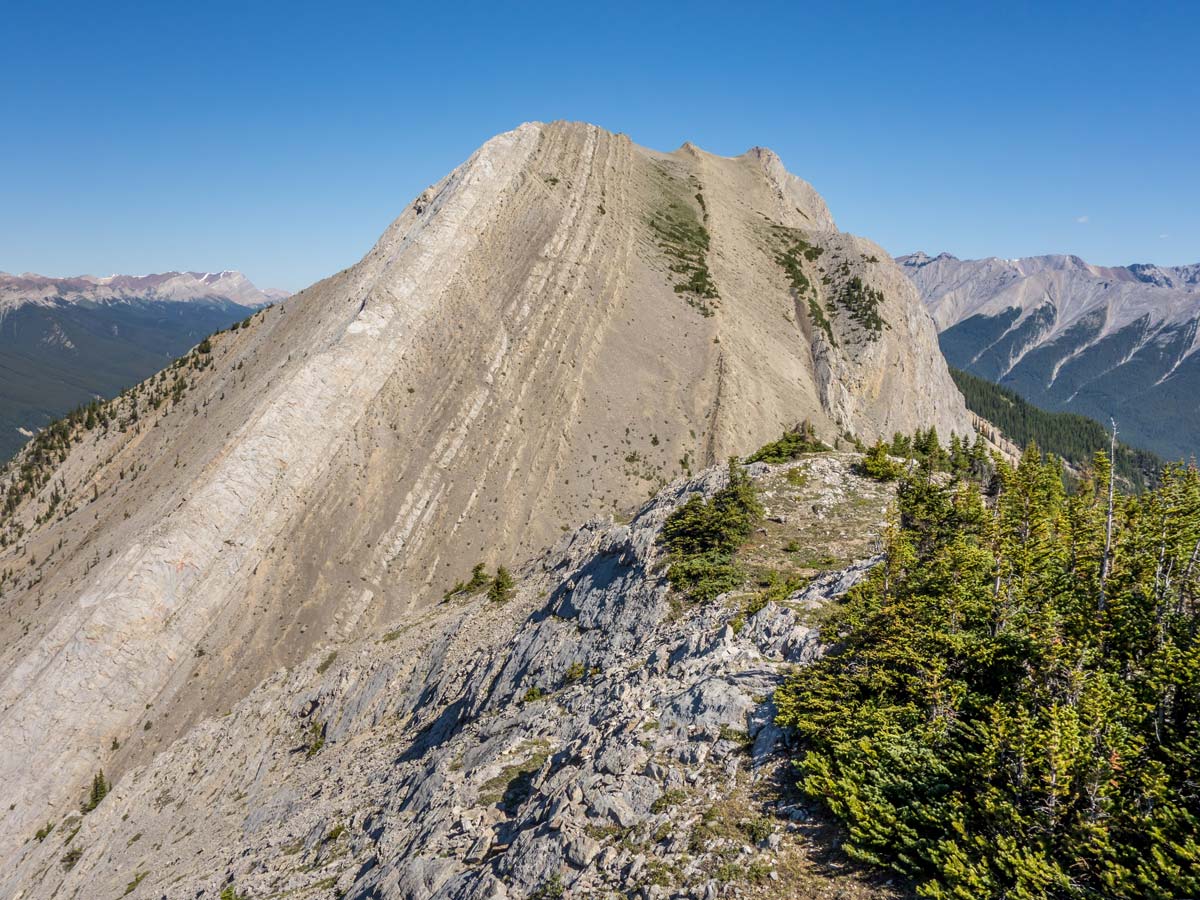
[2,455,897,900]
[0,121,968,853]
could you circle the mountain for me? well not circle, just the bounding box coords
[0,121,970,867]
[899,251,1200,460]
[0,270,286,460]
[0,270,289,311]
[947,365,1162,489]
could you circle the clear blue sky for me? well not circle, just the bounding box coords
[1,0,1195,291]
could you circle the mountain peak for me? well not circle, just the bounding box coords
[0,121,968,859]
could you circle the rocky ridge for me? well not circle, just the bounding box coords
[4,454,898,900]
[0,121,969,853]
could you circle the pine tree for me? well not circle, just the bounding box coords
[488,566,514,603]
[775,442,1200,899]
[857,440,903,481]
[81,769,109,813]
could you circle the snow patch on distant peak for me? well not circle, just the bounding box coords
[0,270,289,314]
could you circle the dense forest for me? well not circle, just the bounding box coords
[776,446,1200,898]
[949,366,1164,489]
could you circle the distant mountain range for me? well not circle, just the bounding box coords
[900,252,1200,460]
[0,270,285,460]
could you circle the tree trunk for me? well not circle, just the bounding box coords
[1099,419,1117,611]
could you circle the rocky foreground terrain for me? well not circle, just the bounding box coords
[5,453,900,900]
[0,120,970,848]
[900,251,1200,459]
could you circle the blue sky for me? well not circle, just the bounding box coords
[1,0,1195,291]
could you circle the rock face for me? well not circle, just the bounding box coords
[900,251,1200,459]
[0,121,969,855]
[0,271,284,460]
[2,455,896,900]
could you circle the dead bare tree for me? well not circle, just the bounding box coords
[1099,418,1117,610]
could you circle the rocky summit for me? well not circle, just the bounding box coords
[0,121,969,884]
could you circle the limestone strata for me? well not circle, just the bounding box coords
[0,121,969,853]
[3,456,895,900]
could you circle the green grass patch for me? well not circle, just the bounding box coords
[479,744,552,811]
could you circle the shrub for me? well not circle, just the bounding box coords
[529,873,564,900]
[831,275,887,335]
[746,422,828,463]
[660,460,762,602]
[662,461,762,556]
[741,816,773,843]
[488,566,514,602]
[666,551,744,603]
[855,440,903,481]
[650,788,688,813]
[304,720,325,758]
[443,562,490,601]
[81,770,109,813]
[648,190,719,316]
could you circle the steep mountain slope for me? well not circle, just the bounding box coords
[0,270,284,460]
[948,366,1162,489]
[0,121,970,855]
[899,251,1200,459]
[4,454,898,900]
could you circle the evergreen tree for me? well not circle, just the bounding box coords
[857,440,903,481]
[776,447,1200,899]
[81,770,109,813]
[488,566,514,603]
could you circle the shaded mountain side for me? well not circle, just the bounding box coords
[0,298,261,460]
[949,366,1164,489]
[900,252,1200,460]
[0,121,970,852]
